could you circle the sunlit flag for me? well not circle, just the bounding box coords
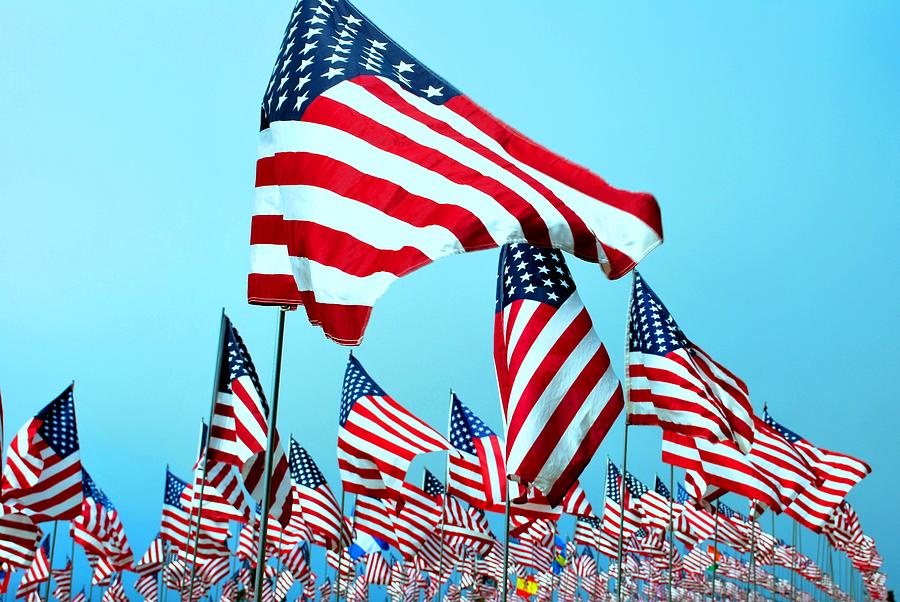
[248,0,662,345]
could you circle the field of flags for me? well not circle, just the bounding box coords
[0,1,888,602]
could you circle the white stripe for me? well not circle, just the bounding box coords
[274,184,464,260]
[504,300,539,364]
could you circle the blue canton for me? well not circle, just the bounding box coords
[578,515,601,528]
[624,472,649,498]
[654,476,671,501]
[261,0,459,128]
[605,460,622,504]
[495,243,577,313]
[163,469,187,507]
[290,437,328,488]
[628,272,691,356]
[716,501,744,521]
[36,385,79,458]
[423,469,444,496]
[449,393,496,455]
[82,470,114,510]
[219,316,268,412]
[676,483,692,505]
[763,409,802,443]
[339,354,386,426]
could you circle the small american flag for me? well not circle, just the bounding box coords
[289,437,351,549]
[447,393,505,510]
[337,354,452,498]
[248,0,663,346]
[208,315,293,527]
[627,272,755,453]
[1,385,83,521]
[765,409,870,531]
[494,243,623,506]
[134,537,164,577]
[16,535,50,597]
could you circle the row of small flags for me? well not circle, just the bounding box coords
[0,288,885,602]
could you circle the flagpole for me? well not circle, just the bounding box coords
[252,306,290,602]
[615,423,630,602]
[187,309,227,601]
[501,479,511,602]
[44,520,59,602]
[617,271,635,602]
[334,490,346,602]
[69,533,76,602]
[667,466,674,602]
[711,509,719,602]
[159,541,169,602]
[749,512,756,602]
[435,388,453,602]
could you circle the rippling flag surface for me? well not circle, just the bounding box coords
[494,243,623,505]
[249,0,663,345]
[447,394,505,509]
[627,273,755,453]
[289,438,350,549]
[2,385,83,521]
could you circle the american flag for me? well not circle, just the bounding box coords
[71,589,86,602]
[248,0,663,346]
[636,476,671,533]
[627,273,755,453]
[599,461,643,541]
[17,535,50,597]
[1,385,83,521]
[274,569,295,601]
[192,423,253,524]
[447,393,505,510]
[494,243,623,505]
[281,542,312,584]
[50,559,72,602]
[764,409,870,531]
[352,495,398,551]
[442,498,495,556]
[71,470,133,571]
[159,469,190,549]
[134,574,159,602]
[208,315,293,527]
[391,481,442,561]
[337,354,452,498]
[289,438,350,549]
[0,512,41,569]
[134,537,165,577]
[672,484,714,551]
[364,553,391,585]
[198,556,231,586]
[160,469,227,561]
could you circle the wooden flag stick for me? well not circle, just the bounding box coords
[252,306,289,602]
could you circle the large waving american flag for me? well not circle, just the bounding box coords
[1,385,83,521]
[337,355,452,498]
[494,243,623,505]
[207,315,293,527]
[249,0,663,345]
[0,513,41,569]
[627,272,755,453]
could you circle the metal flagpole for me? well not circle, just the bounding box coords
[615,423,630,602]
[712,509,719,602]
[501,479,511,602]
[188,309,227,600]
[44,520,59,602]
[617,271,636,602]
[790,520,797,602]
[159,541,169,602]
[69,534,76,602]
[89,579,94,602]
[667,466,674,602]
[252,306,290,602]
[435,388,452,602]
[334,491,347,602]
[750,513,757,602]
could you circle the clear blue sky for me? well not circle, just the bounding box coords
[1,0,897,597]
